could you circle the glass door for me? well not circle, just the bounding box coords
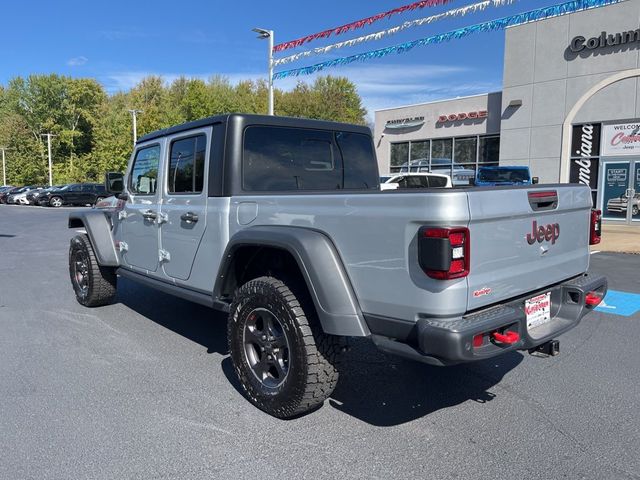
[600,159,638,224]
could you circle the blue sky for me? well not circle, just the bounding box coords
[1,0,565,120]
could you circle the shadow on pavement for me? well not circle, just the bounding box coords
[116,278,229,355]
[328,339,523,426]
[116,278,523,426]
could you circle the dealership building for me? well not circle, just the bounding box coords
[374,0,640,223]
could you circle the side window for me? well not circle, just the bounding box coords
[243,126,340,191]
[168,134,206,194]
[428,176,449,188]
[406,176,429,188]
[335,132,379,189]
[129,145,160,195]
[81,184,94,192]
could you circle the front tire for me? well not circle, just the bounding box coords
[49,196,63,207]
[228,276,341,419]
[632,205,639,216]
[69,235,117,307]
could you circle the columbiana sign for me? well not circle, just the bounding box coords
[569,29,640,53]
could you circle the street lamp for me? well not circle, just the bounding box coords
[252,27,274,116]
[0,147,7,186]
[40,133,57,186]
[128,109,143,146]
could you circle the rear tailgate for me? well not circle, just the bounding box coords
[466,185,592,311]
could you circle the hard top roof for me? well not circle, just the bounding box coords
[136,113,371,144]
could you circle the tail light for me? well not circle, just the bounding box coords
[418,227,470,280]
[590,209,601,245]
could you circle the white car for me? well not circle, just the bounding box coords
[380,173,452,190]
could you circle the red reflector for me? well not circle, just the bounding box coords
[492,331,520,345]
[423,228,449,238]
[449,259,465,274]
[473,334,484,348]
[449,232,465,245]
[585,292,602,307]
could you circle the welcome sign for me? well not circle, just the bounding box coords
[601,122,640,156]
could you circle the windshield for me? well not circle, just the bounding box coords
[477,168,530,183]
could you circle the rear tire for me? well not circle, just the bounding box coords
[228,276,341,419]
[633,205,639,216]
[69,234,117,307]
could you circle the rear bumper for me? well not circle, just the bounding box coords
[367,272,607,366]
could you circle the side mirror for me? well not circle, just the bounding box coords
[105,172,124,194]
[532,177,539,184]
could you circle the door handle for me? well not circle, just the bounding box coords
[142,209,157,221]
[180,211,199,224]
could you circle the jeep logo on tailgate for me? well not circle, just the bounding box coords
[526,221,560,245]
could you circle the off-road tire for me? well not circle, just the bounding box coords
[69,234,117,307]
[228,276,341,419]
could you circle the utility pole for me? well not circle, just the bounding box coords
[40,134,57,186]
[128,109,143,146]
[252,28,274,115]
[0,147,6,186]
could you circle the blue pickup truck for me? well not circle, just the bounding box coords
[475,166,537,186]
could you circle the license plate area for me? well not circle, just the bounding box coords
[526,292,551,331]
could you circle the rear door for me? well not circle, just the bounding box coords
[121,142,163,273]
[159,128,210,281]
[466,185,592,311]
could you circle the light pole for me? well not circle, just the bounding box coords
[40,134,57,186]
[252,27,274,115]
[0,147,7,186]
[128,109,143,146]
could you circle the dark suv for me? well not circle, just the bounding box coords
[39,183,108,207]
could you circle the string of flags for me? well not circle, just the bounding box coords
[272,0,623,80]
[274,0,517,67]
[273,0,453,52]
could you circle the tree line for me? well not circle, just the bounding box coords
[0,74,367,185]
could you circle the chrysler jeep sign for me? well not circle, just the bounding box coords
[602,122,640,156]
[569,29,640,53]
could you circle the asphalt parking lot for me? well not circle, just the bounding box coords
[1,205,639,480]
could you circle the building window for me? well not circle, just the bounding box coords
[387,135,500,178]
[390,142,409,171]
[479,135,500,165]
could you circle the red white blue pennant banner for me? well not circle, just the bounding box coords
[273,0,624,80]
[274,0,517,67]
[273,0,453,53]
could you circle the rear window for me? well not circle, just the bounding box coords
[242,126,378,192]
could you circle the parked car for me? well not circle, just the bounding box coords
[380,172,452,190]
[26,185,65,205]
[607,192,640,216]
[475,166,536,186]
[6,186,41,204]
[39,183,108,207]
[0,186,22,204]
[67,113,606,419]
[0,186,15,203]
[399,158,476,186]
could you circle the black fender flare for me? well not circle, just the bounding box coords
[216,226,369,337]
[68,210,119,267]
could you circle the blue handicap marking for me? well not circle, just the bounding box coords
[595,290,640,317]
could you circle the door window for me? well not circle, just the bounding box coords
[168,135,206,194]
[129,145,161,195]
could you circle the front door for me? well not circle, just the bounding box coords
[121,142,163,272]
[159,129,210,281]
[600,160,639,224]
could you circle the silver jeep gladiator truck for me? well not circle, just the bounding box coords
[67,114,607,418]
